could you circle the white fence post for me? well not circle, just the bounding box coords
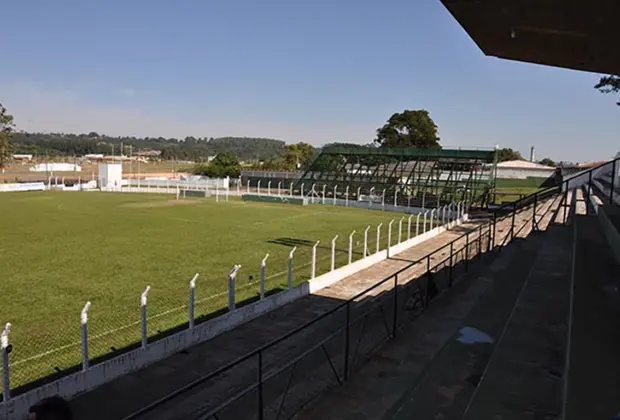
[188,273,199,329]
[278,181,282,196]
[331,235,339,271]
[287,247,296,289]
[289,182,293,196]
[247,180,250,193]
[398,217,404,243]
[257,181,261,196]
[141,286,150,349]
[1,323,11,401]
[394,190,398,207]
[228,265,241,311]
[311,241,320,278]
[430,209,436,230]
[333,186,338,205]
[442,206,446,225]
[423,210,429,233]
[348,230,356,264]
[311,184,316,204]
[267,181,272,196]
[381,189,386,209]
[322,185,326,204]
[369,187,375,209]
[345,186,350,207]
[387,220,394,257]
[416,213,420,236]
[408,214,414,240]
[357,187,361,200]
[260,253,269,299]
[301,183,305,197]
[376,223,383,253]
[81,301,91,371]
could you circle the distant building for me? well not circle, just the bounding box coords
[494,160,556,179]
[12,154,33,161]
[135,150,162,157]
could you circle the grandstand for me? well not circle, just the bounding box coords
[294,147,497,208]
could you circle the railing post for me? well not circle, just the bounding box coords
[141,285,151,349]
[394,190,398,207]
[301,183,305,197]
[322,185,326,204]
[1,323,11,401]
[392,274,398,338]
[357,186,361,200]
[343,302,350,380]
[333,185,338,205]
[423,210,429,233]
[533,193,538,232]
[449,242,454,287]
[348,231,355,264]
[587,171,593,216]
[81,301,91,371]
[257,180,261,196]
[442,205,446,226]
[267,181,271,196]
[465,233,470,272]
[381,189,386,210]
[188,273,199,329]
[278,181,282,196]
[424,256,431,308]
[257,350,264,420]
[611,160,616,204]
[398,217,404,243]
[345,186,350,207]
[312,241,320,278]
[430,209,436,230]
[289,182,293,196]
[331,235,339,271]
[228,265,241,311]
[376,223,383,253]
[363,226,370,257]
[287,247,296,289]
[260,254,269,299]
[311,184,316,204]
[511,203,516,240]
[387,220,394,257]
[408,214,413,240]
[247,180,251,193]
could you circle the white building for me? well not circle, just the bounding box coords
[495,160,556,179]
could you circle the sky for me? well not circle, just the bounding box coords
[2,0,618,162]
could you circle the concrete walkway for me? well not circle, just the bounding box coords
[70,199,558,420]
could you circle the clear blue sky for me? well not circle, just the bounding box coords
[2,0,618,162]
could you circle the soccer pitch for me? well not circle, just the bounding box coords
[0,191,422,391]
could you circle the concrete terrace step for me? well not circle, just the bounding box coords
[386,235,543,420]
[462,225,572,419]
[565,215,620,419]
[69,220,490,420]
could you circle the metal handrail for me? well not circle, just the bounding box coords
[124,185,566,420]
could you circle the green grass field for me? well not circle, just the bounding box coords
[0,191,425,391]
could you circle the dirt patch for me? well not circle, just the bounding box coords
[119,199,201,209]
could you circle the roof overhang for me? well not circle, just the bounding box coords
[441,0,620,75]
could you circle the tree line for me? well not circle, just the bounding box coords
[9,132,287,162]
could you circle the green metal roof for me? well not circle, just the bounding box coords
[321,146,496,162]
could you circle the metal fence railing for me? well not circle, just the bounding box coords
[122,183,570,420]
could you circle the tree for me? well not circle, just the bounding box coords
[374,110,441,149]
[595,75,620,106]
[284,143,315,169]
[0,102,15,173]
[538,158,556,167]
[497,148,523,162]
[205,152,241,178]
